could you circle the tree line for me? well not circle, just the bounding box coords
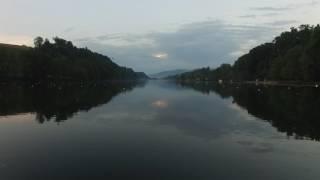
[0,37,148,82]
[172,24,320,82]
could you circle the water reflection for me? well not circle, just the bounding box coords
[177,81,320,141]
[151,100,169,108]
[0,81,146,123]
[1,80,320,179]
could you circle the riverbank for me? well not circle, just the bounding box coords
[174,80,320,88]
[241,81,320,88]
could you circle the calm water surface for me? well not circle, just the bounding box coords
[0,80,320,180]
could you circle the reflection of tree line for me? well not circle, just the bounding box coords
[0,81,145,123]
[178,82,320,141]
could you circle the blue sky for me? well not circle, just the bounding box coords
[1,0,319,73]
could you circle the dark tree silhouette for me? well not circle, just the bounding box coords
[0,37,148,82]
[34,36,44,48]
[172,24,320,82]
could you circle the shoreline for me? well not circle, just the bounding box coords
[241,81,320,88]
[174,80,320,88]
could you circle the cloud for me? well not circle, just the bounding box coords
[75,20,279,74]
[239,14,257,19]
[260,13,280,17]
[239,13,280,19]
[77,33,154,46]
[152,53,168,60]
[250,0,319,12]
[63,27,75,33]
[304,0,320,6]
[250,7,291,12]
[267,20,298,26]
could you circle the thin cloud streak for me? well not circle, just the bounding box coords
[250,0,319,12]
[267,20,298,26]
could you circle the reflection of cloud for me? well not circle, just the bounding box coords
[237,140,274,154]
[152,96,241,139]
[0,113,35,123]
[237,140,254,146]
[251,143,274,153]
[0,162,6,169]
[147,88,281,140]
[152,100,168,108]
[228,103,256,121]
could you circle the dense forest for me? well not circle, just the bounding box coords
[0,37,148,82]
[172,25,320,82]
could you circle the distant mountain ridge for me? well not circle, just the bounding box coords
[149,69,189,79]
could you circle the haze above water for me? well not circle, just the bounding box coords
[0,81,320,179]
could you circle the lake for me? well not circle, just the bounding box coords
[0,80,320,180]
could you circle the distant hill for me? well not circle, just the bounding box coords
[0,37,148,82]
[174,24,320,82]
[149,69,189,79]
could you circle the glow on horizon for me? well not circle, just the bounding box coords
[0,34,33,46]
[0,113,35,123]
[152,53,168,60]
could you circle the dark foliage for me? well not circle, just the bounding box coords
[173,25,320,82]
[0,37,148,82]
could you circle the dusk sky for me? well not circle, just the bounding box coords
[1,0,319,74]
